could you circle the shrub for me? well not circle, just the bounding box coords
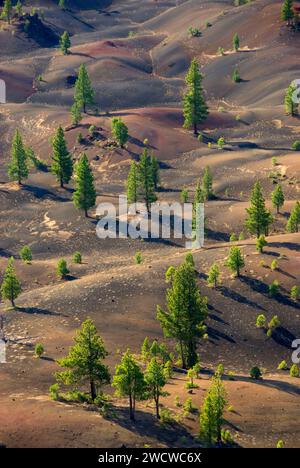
[250,366,262,380]
[276,439,284,448]
[290,285,300,301]
[57,258,69,279]
[256,314,266,328]
[160,408,174,424]
[185,252,195,267]
[135,251,142,264]
[88,125,96,137]
[188,27,201,37]
[217,137,225,149]
[35,343,44,358]
[232,68,241,83]
[270,259,278,271]
[20,245,32,263]
[277,360,288,370]
[183,397,197,416]
[221,429,234,445]
[73,251,82,264]
[290,364,299,378]
[292,140,300,151]
[49,383,60,400]
[268,315,280,332]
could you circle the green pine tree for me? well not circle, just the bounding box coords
[55,318,110,401]
[202,166,214,200]
[207,263,220,288]
[281,0,294,25]
[60,31,71,55]
[138,149,157,211]
[1,257,21,308]
[2,0,12,23]
[74,64,95,113]
[20,245,32,263]
[285,82,298,116]
[245,181,273,237]
[71,101,82,127]
[145,358,166,419]
[226,246,245,277]
[8,129,28,185]
[183,58,208,135]
[157,260,208,369]
[113,349,145,421]
[126,161,139,204]
[111,117,128,148]
[73,153,96,217]
[15,0,23,17]
[199,393,216,447]
[256,235,267,254]
[233,33,240,51]
[51,126,73,188]
[286,201,300,232]
[271,184,285,213]
[141,336,151,362]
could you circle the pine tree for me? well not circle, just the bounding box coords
[271,184,285,213]
[207,263,220,288]
[150,155,160,190]
[245,181,273,237]
[0,257,21,308]
[285,82,298,116]
[126,161,139,204]
[8,129,28,185]
[183,58,208,135]
[15,0,23,17]
[73,153,96,217]
[281,0,294,25]
[2,0,12,23]
[141,336,151,362]
[20,245,32,263]
[111,117,128,148]
[138,149,157,211]
[60,31,71,55]
[56,258,69,279]
[74,64,95,113]
[209,376,227,443]
[199,376,227,446]
[51,126,73,187]
[145,358,166,419]
[199,393,216,447]
[157,260,208,369]
[286,201,300,232]
[226,246,245,277]
[202,166,213,200]
[113,349,145,421]
[233,33,240,51]
[71,101,82,127]
[55,318,110,401]
[180,188,189,203]
[256,235,267,254]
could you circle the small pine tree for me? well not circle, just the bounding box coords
[15,0,23,17]
[60,31,71,55]
[20,245,32,263]
[290,364,299,378]
[269,280,280,297]
[71,102,82,127]
[111,117,128,148]
[141,337,151,362]
[112,349,145,421]
[277,360,288,370]
[183,58,208,135]
[272,184,285,214]
[281,0,294,25]
[286,201,300,233]
[256,235,267,254]
[73,153,96,217]
[72,251,82,264]
[8,129,28,185]
[277,439,284,448]
[202,166,213,200]
[256,314,266,328]
[226,246,245,277]
[55,318,110,400]
[51,126,73,188]
[126,161,139,204]
[138,149,157,212]
[56,259,69,279]
[233,33,240,51]
[35,343,44,358]
[291,285,300,301]
[74,64,95,113]
[245,181,273,238]
[207,263,220,288]
[180,188,189,203]
[232,68,241,83]
[145,358,166,419]
[0,257,21,307]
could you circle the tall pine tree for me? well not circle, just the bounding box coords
[126,161,139,204]
[8,129,28,185]
[281,0,294,25]
[1,257,21,308]
[74,64,95,113]
[183,59,208,135]
[73,153,96,217]
[271,184,285,213]
[138,149,157,212]
[51,126,73,188]
[245,181,273,237]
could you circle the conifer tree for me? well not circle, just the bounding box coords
[8,129,28,185]
[286,201,300,232]
[111,117,128,148]
[183,58,208,135]
[73,153,96,217]
[2,0,12,23]
[207,263,220,288]
[20,245,32,263]
[256,235,267,254]
[71,101,82,127]
[74,64,95,113]
[126,161,139,204]
[157,260,208,369]
[150,155,160,190]
[233,33,240,51]
[56,258,69,279]
[145,358,166,419]
[226,246,245,277]
[245,181,273,237]
[281,0,294,25]
[51,126,73,187]
[202,166,213,200]
[55,318,110,401]
[60,31,71,55]
[199,392,215,447]
[199,376,227,446]
[0,257,21,308]
[209,376,227,443]
[285,82,298,116]
[113,349,145,421]
[271,184,285,213]
[138,149,157,211]
[141,336,151,362]
[15,0,23,17]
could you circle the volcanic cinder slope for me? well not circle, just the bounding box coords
[0,0,300,448]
